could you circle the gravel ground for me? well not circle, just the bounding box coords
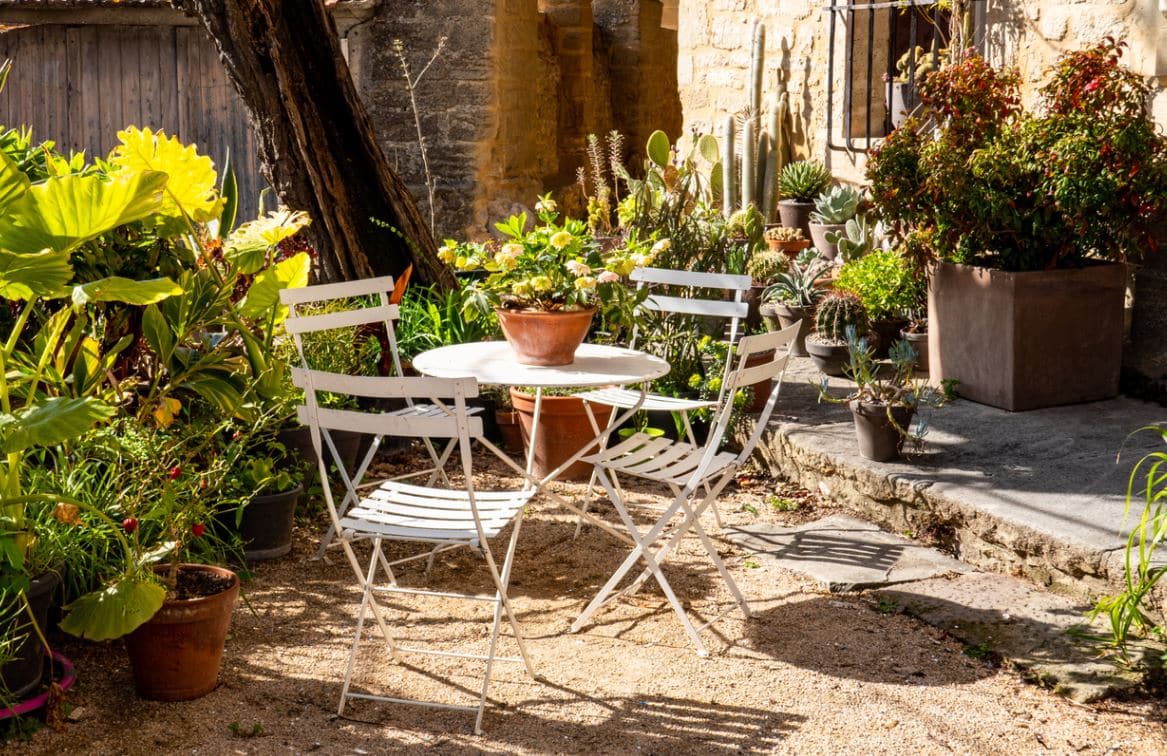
[13,449,1167,754]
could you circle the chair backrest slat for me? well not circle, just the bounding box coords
[632,267,751,291]
[643,294,748,319]
[279,275,398,306]
[727,351,791,392]
[284,303,400,335]
[291,367,477,400]
[296,404,481,440]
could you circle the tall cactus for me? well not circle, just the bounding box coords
[741,119,755,211]
[749,20,765,124]
[722,115,736,216]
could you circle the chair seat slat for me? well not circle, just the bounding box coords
[576,388,718,412]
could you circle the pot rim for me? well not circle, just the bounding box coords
[151,563,240,606]
[494,306,597,318]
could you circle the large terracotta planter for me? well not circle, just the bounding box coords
[761,302,813,357]
[0,571,59,699]
[928,261,1125,411]
[496,307,595,366]
[850,401,914,462]
[509,389,597,481]
[125,564,239,701]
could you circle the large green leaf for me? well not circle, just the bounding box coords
[0,170,167,254]
[0,248,71,300]
[0,149,30,212]
[0,396,116,454]
[71,276,182,307]
[224,209,311,274]
[141,303,175,364]
[238,251,310,321]
[646,130,671,168]
[111,126,224,224]
[59,577,167,641]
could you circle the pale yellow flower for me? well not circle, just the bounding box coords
[651,238,672,256]
[530,275,554,292]
[574,275,597,291]
[437,247,456,264]
[536,197,558,214]
[598,270,620,283]
[549,231,573,250]
[631,253,651,267]
[566,259,591,276]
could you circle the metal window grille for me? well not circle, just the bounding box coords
[824,0,986,152]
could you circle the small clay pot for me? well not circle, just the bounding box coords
[900,328,929,374]
[850,400,914,462]
[777,199,815,238]
[805,336,850,377]
[0,571,59,699]
[496,308,595,366]
[765,238,811,261]
[238,485,302,561]
[509,389,598,481]
[808,222,844,261]
[761,302,814,358]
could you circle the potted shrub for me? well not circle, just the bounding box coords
[221,429,306,562]
[834,249,920,357]
[450,194,653,366]
[744,248,788,331]
[808,185,861,261]
[763,226,811,260]
[777,160,831,238]
[817,329,949,461]
[805,291,870,377]
[760,248,833,357]
[868,41,1167,411]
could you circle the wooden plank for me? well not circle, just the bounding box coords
[157,26,179,134]
[119,27,141,132]
[174,26,191,141]
[137,26,161,131]
[4,29,24,132]
[0,31,13,130]
[95,27,122,155]
[78,25,102,158]
[43,26,67,147]
[65,27,83,153]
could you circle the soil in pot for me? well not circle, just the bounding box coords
[0,571,60,699]
[777,200,814,239]
[496,308,595,366]
[805,336,850,377]
[808,222,844,261]
[238,485,302,561]
[125,564,239,702]
[510,389,598,481]
[850,401,915,462]
[761,302,814,358]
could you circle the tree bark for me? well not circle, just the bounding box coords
[175,0,455,288]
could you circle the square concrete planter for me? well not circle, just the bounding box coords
[928,261,1125,411]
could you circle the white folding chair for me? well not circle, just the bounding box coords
[575,267,752,531]
[571,320,801,657]
[281,277,476,558]
[291,368,536,734]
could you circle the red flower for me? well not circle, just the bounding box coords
[123,517,138,533]
[191,523,206,538]
[168,466,182,480]
[1084,78,1101,93]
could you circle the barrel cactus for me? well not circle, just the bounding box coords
[779,160,832,201]
[746,249,789,285]
[815,291,869,343]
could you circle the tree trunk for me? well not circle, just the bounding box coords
[175,0,455,288]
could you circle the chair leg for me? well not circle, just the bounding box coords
[679,411,722,530]
[339,538,397,715]
[575,403,617,539]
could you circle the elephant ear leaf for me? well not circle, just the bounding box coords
[110,126,224,226]
[0,170,167,254]
[59,578,167,641]
[0,397,115,454]
[0,149,30,212]
[72,276,182,307]
[238,251,311,321]
[224,209,311,274]
[0,248,72,301]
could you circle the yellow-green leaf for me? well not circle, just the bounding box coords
[0,248,72,300]
[224,209,311,274]
[60,577,167,641]
[111,126,225,224]
[238,251,311,321]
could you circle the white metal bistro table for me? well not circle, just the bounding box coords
[413,341,669,544]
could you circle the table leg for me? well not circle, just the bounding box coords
[524,387,544,481]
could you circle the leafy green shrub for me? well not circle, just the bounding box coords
[834,250,921,323]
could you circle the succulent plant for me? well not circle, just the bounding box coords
[779,160,832,202]
[825,216,878,262]
[810,185,862,225]
[746,249,789,285]
[763,225,804,242]
[762,251,833,307]
[815,291,869,343]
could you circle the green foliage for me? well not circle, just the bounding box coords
[779,160,831,201]
[824,216,878,263]
[396,283,500,360]
[811,185,861,225]
[1090,425,1167,669]
[870,40,1167,271]
[814,291,869,343]
[834,249,920,323]
[745,249,788,285]
[762,249,832,307]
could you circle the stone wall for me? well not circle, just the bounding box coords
[350,0,681,240]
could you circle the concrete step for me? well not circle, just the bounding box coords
[741,357,1167,612]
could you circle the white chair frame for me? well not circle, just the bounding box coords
[292,368,536,734]
[571,320,802,657]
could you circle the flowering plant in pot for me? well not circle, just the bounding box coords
[447,194,658,365]
[816,328,949,462]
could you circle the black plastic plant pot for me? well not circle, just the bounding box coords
[850,401,914,462]
[239,485,303,561]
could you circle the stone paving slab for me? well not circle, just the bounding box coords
[871,573,1143,703]
[725,514,971,592]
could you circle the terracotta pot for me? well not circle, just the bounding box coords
[125,564,239,701]
[808,222,844,261]
[777,199,815,238]
[805,336,850,377]
[496,307,595,366]
[238,484,302,561]
[850,400,914,462]
[743,349,775,413]
[900,329,929,374]
[928,261,1124,411]
[0,571,59,699]
[761,302,814,357]
[765,238,811,261]
[509,389,597,481]
[494,409,524,455]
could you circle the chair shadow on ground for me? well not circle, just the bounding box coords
[725,523,907,575]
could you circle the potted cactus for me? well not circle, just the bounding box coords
[824,215,878,264]
[763,226,811,259]
[805,291,870,376]
[745,248,790,331]
[760,249,833,357]
[777,160,831,238]
[808,185,861,261]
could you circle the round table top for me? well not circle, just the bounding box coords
[413,341,670,388]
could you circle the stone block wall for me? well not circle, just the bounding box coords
[350,0,681,240]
